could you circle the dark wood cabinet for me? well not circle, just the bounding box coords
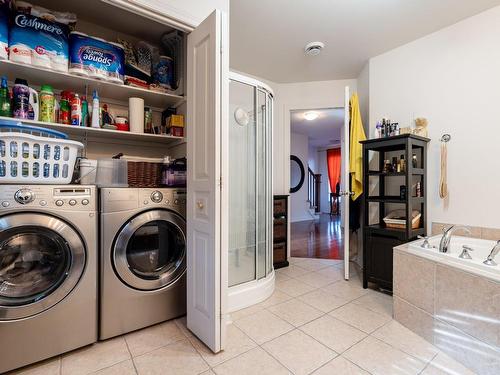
[361,134,429,291]
[273,195,289,269]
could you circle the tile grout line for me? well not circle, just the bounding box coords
[122,336,139,375]
[417,352,439,375]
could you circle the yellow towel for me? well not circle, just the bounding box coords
[349,93,367,201]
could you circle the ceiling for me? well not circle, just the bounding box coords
[230,0,500,83]
[291,108,344,148]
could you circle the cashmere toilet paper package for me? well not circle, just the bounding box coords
[0,1,9,60]
[69,32,125,83]
[9,11,70,71]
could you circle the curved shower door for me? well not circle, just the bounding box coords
[228,75,273,288]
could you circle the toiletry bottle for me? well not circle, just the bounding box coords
[91,90,100,128]
[71,93,82,126]
[39,84,55,122]
[412,154,418,168]
[0,76,10,117]
[392,157,398,173]
[416,181,421,197]
[59,91,72,124]
[400,155,406,172]
[81,96,88,127]
[375,121,382,138]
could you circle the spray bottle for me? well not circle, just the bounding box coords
[91,89,100,128]
[0,76,10,117]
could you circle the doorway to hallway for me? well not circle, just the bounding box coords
[290,214,344,259]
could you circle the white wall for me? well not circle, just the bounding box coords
[274,79,357,195]
[357,62,370,135]
[369,5,500,229]
[317,149,330,214]
[308,144,318,173]
[290,132,311,222]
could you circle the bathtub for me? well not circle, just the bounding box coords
[406,235,499,283]
[393,235,500,375]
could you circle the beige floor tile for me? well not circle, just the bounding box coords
[262,329,337,375]
[125,321,185,357]
[233,309,293,344]
[274,272,292,282]
[298,289,350,313]
[312,356,369,375]
[229,303,264,322]
[267,298,323,327]
[421,352,476,375]
[9,357,61,375]
[174,316,194,338]
[316,266,344,282]
[258,290,293,308]
[321,280,369,301]
[294,271,335,288]
[344,336,426,375]
[133,340,208,375]
[276,264,310,278]
[212,347,289,375]
[289,257,308,264]
[275,278,316,297]
[352,290,393,317]
[317,258,344,267]
[300,315,367,353]
[299,259,330,272]
[189,324,256,367]
[372,321,439,363]
[329,302,391,334]
[61,338,131,375]
[92,359,136,375]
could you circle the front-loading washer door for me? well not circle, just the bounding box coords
[113,210,186,291]
[0,213,86,320]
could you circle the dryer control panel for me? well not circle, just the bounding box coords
[0,185,96,211]
[140,188,186,217]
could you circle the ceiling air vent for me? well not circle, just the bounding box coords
[305,41,325,56]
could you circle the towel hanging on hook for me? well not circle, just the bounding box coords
[439,134,451,199]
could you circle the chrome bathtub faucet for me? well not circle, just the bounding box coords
[439,225,471,253]
[459,245,474,259]
[483,240,500,266]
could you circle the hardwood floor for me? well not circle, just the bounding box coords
[291,214,344,259]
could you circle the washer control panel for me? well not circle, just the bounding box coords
[0,185,96,211]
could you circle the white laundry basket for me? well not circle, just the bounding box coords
[0,121,83,184]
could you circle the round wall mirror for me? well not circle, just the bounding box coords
[290,155,305,193]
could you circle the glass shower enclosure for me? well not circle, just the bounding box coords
[227,72,274,312]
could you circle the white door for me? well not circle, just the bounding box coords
[186,9,229,353]
[341,86,351,280]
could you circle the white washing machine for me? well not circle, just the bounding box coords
[99,188,186,340]
[0,185,98,373]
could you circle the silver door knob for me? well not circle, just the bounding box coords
[197,201,204,209]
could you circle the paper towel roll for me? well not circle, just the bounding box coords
[129,97,144,133]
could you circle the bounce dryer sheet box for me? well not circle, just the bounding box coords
[0,0,10,60]
[9,11,70,72]
[69,32,125,84]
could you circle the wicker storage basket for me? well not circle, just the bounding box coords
[383,210,421,229]
[122,156,163,187]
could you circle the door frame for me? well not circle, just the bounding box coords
[285,104,348,260]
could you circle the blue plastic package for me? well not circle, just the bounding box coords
[69,32,124,83]
[0,0,9,60]
[9,11,69,71]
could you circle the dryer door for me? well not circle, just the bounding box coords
[113,210,186,291]
[0,213,85,320]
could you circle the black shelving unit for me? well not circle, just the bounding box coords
[361,134,430,291]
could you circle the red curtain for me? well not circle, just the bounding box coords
[327,148,341,193]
